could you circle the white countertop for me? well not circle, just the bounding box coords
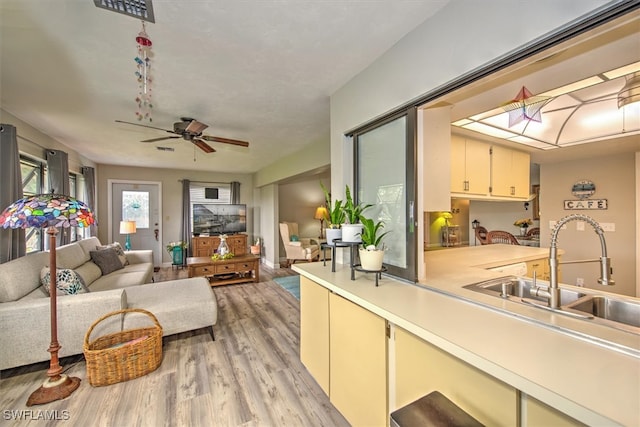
[293,245,640,426]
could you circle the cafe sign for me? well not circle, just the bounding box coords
[564,199,608,210]
[564,179,608,210]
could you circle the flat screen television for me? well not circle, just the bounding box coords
[192,204,247,235]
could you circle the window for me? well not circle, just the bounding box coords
[20,156,45,253]
[122,190,150,228]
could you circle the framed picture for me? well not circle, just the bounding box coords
[532,185,540,220]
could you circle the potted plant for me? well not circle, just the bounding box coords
[358,215,389,271]
[321,182,345,245]
[341,185,372,243]
[514,218,533,236]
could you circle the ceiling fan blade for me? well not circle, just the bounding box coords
[140,136,181,143]
[193,138,216,153]
[115,120,174,133]
[200,135,250,147]
[184,119,208,134]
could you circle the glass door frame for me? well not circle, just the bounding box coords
[352,106,417,282]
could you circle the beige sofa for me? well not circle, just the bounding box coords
[0,237,217,371]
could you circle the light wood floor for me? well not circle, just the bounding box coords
[0,265,349,427]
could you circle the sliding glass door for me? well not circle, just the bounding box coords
[354,108,416,282]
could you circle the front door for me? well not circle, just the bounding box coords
[109,180,162,267]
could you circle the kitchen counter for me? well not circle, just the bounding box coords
[293,244,639,426]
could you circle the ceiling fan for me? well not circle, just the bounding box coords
[115,117,249,153]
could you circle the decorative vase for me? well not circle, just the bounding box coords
[520,226,528,236]
[325,228,342,246]
[359,248,385,271]
[217,235,230,256]
[341,223,364,243]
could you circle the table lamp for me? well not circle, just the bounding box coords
[314,206,328,239]
[119,220,136,251]
[0,192,95,406]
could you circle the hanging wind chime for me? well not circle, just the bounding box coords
[135,21,153,122]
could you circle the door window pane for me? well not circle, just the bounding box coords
[122,191,149,228]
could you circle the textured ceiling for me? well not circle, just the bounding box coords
[0,0,449,173]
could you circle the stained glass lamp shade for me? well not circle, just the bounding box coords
[0,193,95,406]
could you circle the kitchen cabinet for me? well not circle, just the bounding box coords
[526,396,584,426]
[491,145,530,198]
[395,327,517,427]
[525,257,561,282]
[451,136,490,195]
[329,292,387,427]
[299,278,388,426]
[299,277,330,394]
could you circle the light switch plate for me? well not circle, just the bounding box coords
[600,222,615,232]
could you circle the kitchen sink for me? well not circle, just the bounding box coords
[464,276,640,333]
[566,295,640,328]
[464,276,585,305]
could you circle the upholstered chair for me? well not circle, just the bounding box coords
[279,222,320,267]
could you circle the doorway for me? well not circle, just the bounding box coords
[108,180,162,267]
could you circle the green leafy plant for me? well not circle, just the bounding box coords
[358,216,389,250]
[320,182,345,228]
[343,185,372,224]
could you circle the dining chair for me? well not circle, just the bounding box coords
[475,226,488,245]
[526,227,540,238]
[486,230,520,245]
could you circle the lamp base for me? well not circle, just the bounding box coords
[27,374,80,406]
[124,234,131,251]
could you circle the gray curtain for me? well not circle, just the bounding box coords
[46,149,70,245]
[230,181,240,204]
[0,124,26,263]
[181,179,191,264]
[81,166,97,237]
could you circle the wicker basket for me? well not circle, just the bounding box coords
[83,308,163,387]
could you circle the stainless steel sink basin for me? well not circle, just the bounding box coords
[464,276,640,333]
[566,295,640,328]
[464,276,585,305]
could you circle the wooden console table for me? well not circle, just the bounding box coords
[187,254,260,286]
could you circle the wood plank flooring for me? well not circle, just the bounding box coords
[0,265,349,427]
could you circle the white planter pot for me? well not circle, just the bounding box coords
[325,228,342,246]
[341,223,363,243]
[359,248,385,271]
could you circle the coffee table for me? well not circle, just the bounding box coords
[187,254,260,286]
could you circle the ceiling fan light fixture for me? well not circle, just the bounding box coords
[617,72,640,109]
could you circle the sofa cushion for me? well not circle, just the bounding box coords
[97,242,129,267]
[90,249,125,275]
[0,252,48,302]
[40,267,90,295]
[74,261,102,286]
[57,241,89,270]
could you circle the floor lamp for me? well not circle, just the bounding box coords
[0,193,95,406]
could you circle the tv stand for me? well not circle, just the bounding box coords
[192,234,247,257]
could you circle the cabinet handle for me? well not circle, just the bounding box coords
[511,186,515,195]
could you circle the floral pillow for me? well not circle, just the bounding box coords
[96,242,129,266]
[40,267,90,295]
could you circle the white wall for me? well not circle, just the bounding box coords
[97,164,253,264]
[330,0,610,275]
[540,153,636,296]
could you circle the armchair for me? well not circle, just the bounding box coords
[279,222,320,267]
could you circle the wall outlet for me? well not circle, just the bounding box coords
[576,221,585,231]
[576,277,584,287]
[600,222,615,232]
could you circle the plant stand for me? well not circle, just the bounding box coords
[352,265,387,287]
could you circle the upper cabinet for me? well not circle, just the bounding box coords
[450,136,490,196]
[490,145,530,198]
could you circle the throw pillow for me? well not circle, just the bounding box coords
[90,248,125,275]
[96,242,129,266]
[40,267,90,295]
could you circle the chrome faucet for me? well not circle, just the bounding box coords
[532,213,614,309]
